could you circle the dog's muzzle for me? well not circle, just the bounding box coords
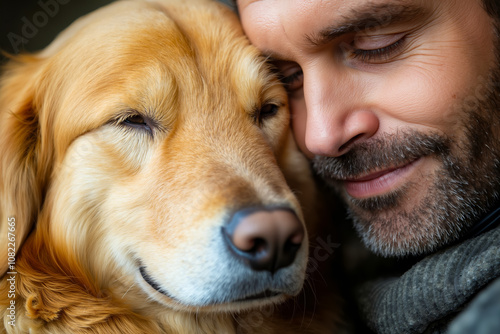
[137,206,307,307]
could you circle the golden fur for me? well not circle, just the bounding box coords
[0,0,341,332]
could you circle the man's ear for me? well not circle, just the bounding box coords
[0,55,52,276]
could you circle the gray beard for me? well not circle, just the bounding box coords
[312,60,500,258]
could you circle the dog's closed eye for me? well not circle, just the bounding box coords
[124,114,148,126]
[120,113,154,136]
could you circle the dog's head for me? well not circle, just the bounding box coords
[0,0,317,314]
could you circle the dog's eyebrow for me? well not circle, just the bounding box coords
[306,2,428,47]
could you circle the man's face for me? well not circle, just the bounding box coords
[239,0,500,256]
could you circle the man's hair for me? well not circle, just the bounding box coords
[483,0,500,20]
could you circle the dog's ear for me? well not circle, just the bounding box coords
[0,55,52,276]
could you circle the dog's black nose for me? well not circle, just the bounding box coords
[223,207,304,273]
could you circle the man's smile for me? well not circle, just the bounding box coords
[343,158,422,199]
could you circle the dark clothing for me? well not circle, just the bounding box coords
[357,225,500,334]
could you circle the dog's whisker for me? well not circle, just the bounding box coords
[303,281,318,329]
[121,282,136,299]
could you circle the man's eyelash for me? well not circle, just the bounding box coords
[351,37,406,62]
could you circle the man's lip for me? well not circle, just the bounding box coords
[341,159,421,199]
[344,167,399,182]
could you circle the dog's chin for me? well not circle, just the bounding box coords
[136,267,291,312]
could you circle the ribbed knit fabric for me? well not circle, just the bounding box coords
[357,225,500,334]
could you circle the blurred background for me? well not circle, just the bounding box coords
[0,0,235,63]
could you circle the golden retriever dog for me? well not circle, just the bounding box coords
[0,0,341,333]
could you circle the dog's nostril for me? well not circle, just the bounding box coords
[223,207,304,273]
[245,238,267,254]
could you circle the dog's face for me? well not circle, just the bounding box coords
[0,0,316,314]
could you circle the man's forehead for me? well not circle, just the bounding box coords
[238,0,427,28]
[238,0,418,10]
[239,0,431,59]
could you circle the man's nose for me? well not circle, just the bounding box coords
[303,68,379,157]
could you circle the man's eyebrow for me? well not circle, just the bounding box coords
[307,2,428,46]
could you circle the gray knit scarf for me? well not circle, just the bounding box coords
[357,225,500,334]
